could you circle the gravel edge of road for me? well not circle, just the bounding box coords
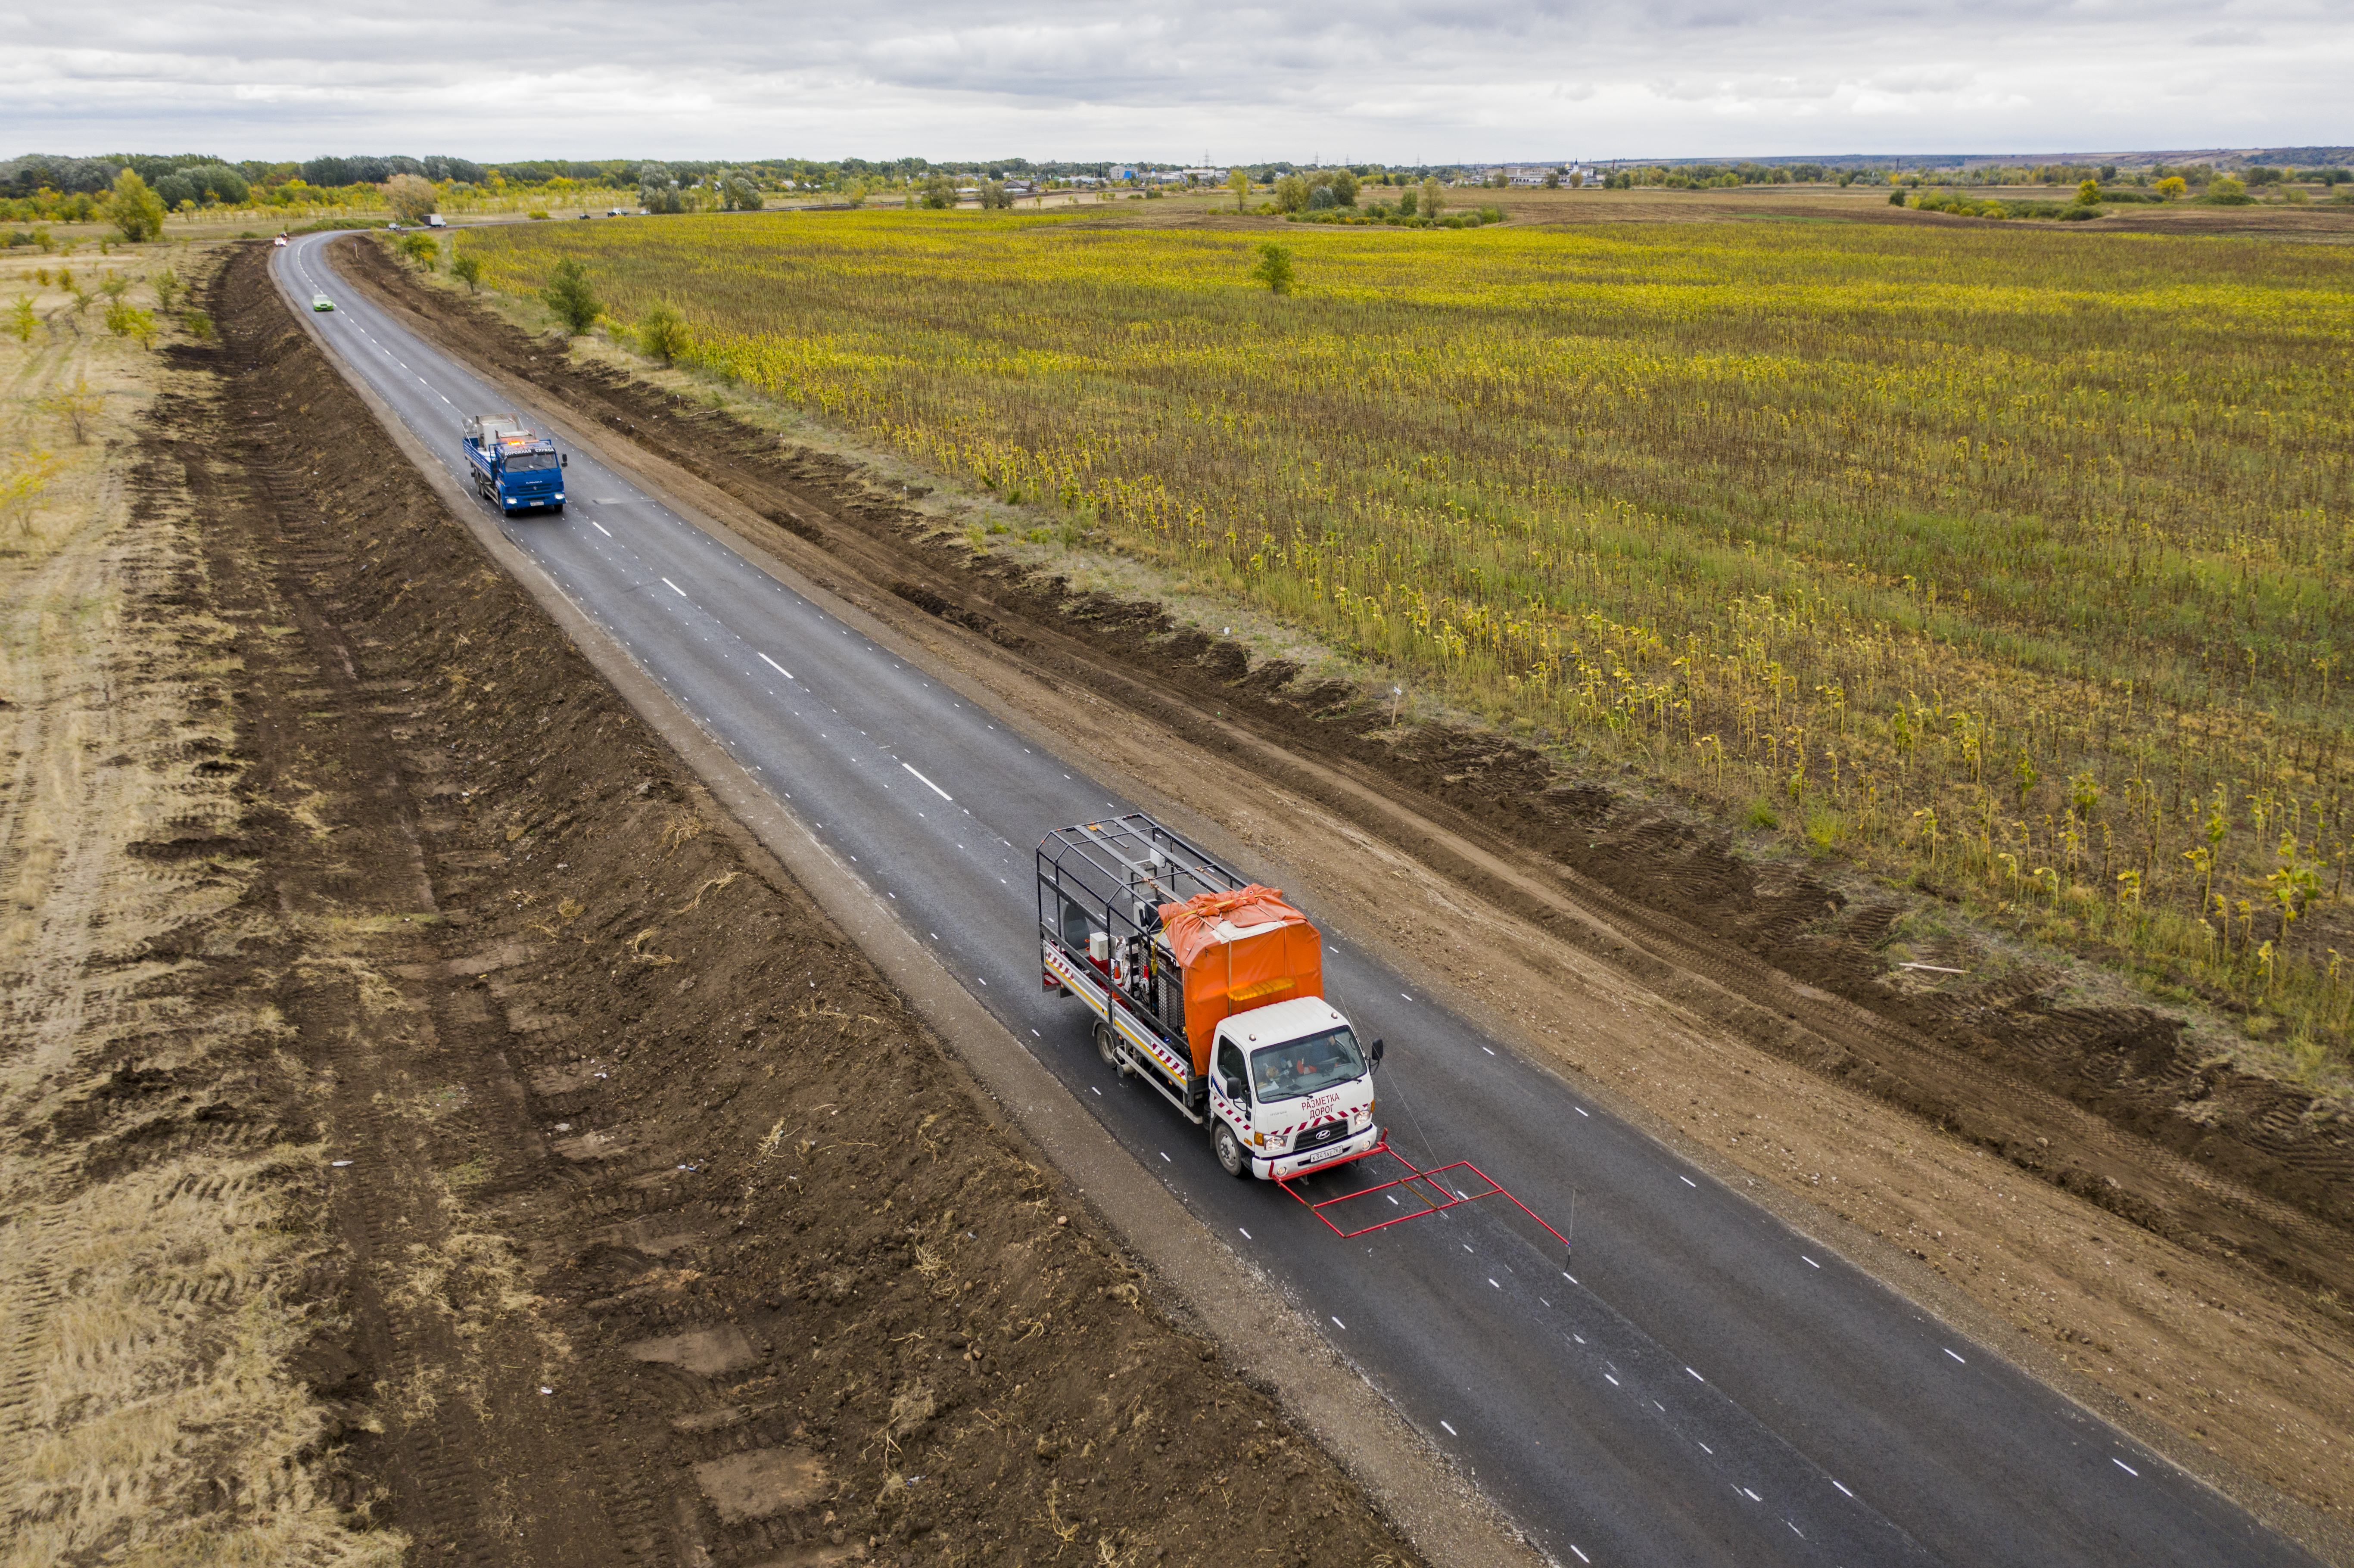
[273,236,1551,1568]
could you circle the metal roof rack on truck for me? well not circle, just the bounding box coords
[1035,814,1245,915]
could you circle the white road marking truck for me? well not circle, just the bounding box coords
[1038,814,1383,1179]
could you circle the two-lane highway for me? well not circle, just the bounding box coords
[278,232,2319,1568]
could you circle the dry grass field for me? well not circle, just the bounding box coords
[456,200,2354,1089]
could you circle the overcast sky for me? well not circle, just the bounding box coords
[10,0,2349,164]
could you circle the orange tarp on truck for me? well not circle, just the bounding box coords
[1157,885,1325,1073]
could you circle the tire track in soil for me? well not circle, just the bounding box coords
[199,290,652,1568]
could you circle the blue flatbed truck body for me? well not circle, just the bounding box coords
[462,413,566,514]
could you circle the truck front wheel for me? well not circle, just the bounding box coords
[1212,1121,1249,1179]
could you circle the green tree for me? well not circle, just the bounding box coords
[715,169,763,211]
[637,302,690,363]
[106,170,166,243]
[921,173,957,209]
[1419,176,1445,220]
[1228,168,1249,210]
[541,257,600,334]
[385,173,438,224]
[2075,178,2102,205]
[397,231,439,268]
[104,300,157,348]
[2154,175,2187,200]
[40,375,102,442]
[7,297,34,343]
[1328,168,1359,206]
[1273,173,1309,212]
[639,162,686,214]
[449,253,483,294]
[1248,242,1295,295]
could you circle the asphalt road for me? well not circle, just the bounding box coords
[278,233,2318,1568]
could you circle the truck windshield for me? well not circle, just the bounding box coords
[1249,1028,1365,1103]
[506,451,557,471]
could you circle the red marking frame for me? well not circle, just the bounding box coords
[1278,1140,1571,1257]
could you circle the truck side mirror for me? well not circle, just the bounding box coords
[1367,1037,1385,1070]
[560,454,568,467]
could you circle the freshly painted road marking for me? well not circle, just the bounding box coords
[903,763,953,800]
[1687,1367,1704,1381]
[2114,1458,2139,1477]
[1331,1316,1345,1329]
[589,520,612,536]
[661,577,687,597]
[1159,1151,1171,1162]
[1945,1348,1967,1364]
[1569,1546,1590,1563]
[1803,1256,1821,1268]
[1680,1176,1698,1187]
[1576,1106,1589,1116]
[759,652,794,679]
[1488,1278,1501,1289]
[1482,1046,1495,1055]
[1832,1479,1854,1497]
[1439,1420,1457,1437]
[1604,1374,1619,1386]
[1741,1487,1762,1502]
[1239,1227,1252,1240]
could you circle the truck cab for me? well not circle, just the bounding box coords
[462,413,566,515]
[1205,997,1381,1179]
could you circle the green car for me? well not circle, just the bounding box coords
[311,293,335,312]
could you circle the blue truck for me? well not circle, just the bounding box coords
[462,413,567,515]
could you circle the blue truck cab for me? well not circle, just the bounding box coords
[462,413,566,515]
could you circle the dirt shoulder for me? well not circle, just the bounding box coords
[1,245,400,1562]
[1,236,1440,1567]
[336,234,2354,1557]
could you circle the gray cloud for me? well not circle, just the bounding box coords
[6,0,2347,159]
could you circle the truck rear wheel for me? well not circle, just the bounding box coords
[1093,1022,1118,1067]
[1212,1120,1249,1179]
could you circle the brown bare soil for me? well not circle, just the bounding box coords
[0,238,1434,1566]
[335,235,2354,1551]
